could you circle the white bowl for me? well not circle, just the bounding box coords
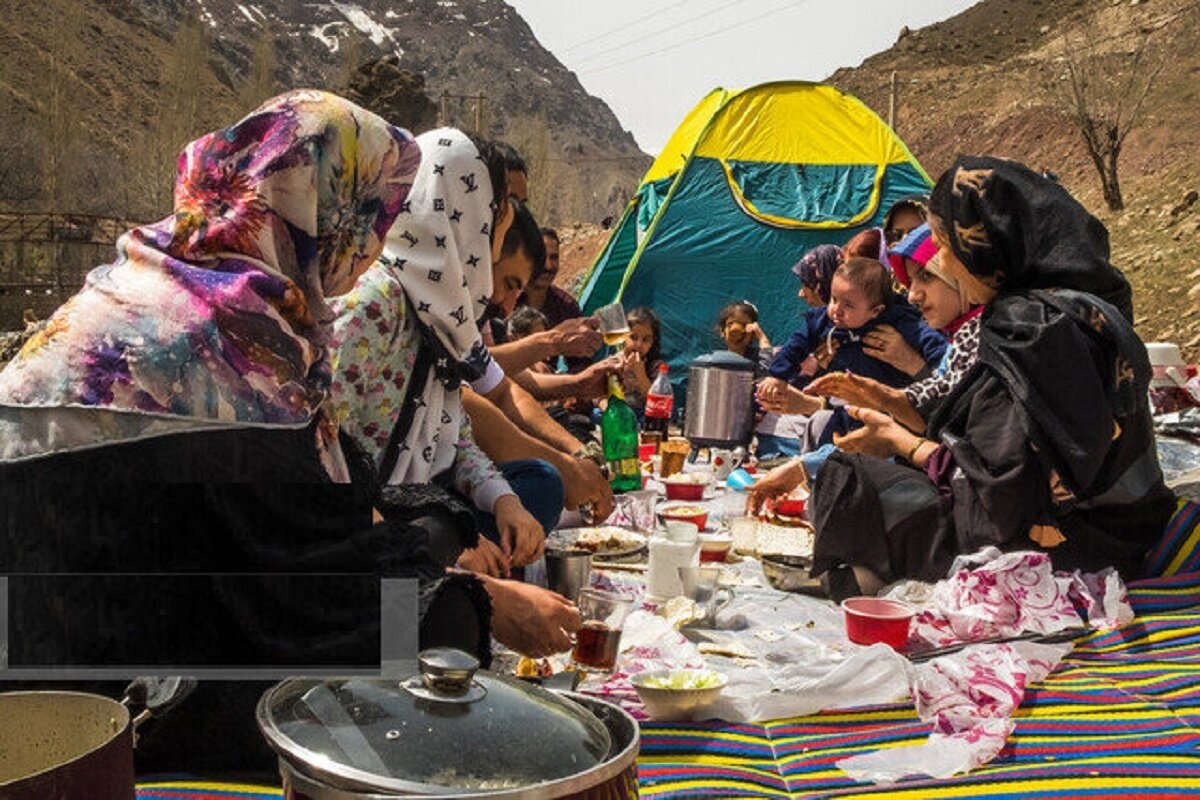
[630,669,727,721]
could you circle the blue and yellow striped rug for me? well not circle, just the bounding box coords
[136,575,1200,800]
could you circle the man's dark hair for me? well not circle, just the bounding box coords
[492,141,528,175]
[507,305,550,339]
[500,198,547,280]
[540,227,559,243]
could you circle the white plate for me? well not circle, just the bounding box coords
[550,526,647,560]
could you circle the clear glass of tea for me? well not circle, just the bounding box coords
[571,589,634,673]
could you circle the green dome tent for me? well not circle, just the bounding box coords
[577,81,932,377]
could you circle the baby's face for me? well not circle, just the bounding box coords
[827,275,883,330]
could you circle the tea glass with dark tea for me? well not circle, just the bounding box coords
[571,588,633,673]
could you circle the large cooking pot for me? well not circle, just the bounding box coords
[683,351,756,449]
[0,678,195,800]
[257,648,640,799]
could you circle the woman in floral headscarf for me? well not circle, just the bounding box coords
[751,157,1175,599]
[0,92,503,771]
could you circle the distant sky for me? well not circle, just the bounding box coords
[508,0,979,154]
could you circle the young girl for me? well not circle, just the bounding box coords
[717,300,772,373]
[618,306,665,413]
[758,258,947,420]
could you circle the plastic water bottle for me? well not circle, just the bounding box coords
[643,364,673,436]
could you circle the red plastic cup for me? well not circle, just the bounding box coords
[841,597,915,650]
[638,443,657,462]
[775,498,806,517]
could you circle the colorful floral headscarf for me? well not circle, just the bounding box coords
[0,90,419,477]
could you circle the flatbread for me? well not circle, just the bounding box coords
[698,641,756,659]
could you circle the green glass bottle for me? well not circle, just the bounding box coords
[601,374,642,493]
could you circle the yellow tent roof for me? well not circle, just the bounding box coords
[641,82,929,186]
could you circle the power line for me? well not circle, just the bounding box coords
[572,0,758,67]
[580,0,813,75]
[560,0,694,54]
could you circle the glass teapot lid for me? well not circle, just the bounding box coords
[257,649,611,795]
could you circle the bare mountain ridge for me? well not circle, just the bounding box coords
[0,0,650,226]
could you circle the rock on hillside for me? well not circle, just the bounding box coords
[828,0,1200,359]
[0,0,650,226]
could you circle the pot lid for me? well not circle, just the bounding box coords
[689,350,755,372]
[257,649,611,795]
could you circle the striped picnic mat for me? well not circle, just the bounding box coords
[135,576,1200,800]
[639,576,1200,799]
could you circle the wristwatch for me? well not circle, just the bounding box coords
[574,440,606,467]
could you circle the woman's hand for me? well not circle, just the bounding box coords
[483,578,581,657]
[808,372,892,412]
[758,382,822,416]
[756,376,788,407]
[746,459,807,516]
[493,495,545,567]
[833,406,920,459]
[457,537,511,578]
[862,324,927,377]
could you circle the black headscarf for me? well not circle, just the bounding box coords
[791,244,843,305]
[927,157,1156,499]
[928,156,1133,320]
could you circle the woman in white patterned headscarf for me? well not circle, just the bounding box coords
[329,128,557,582]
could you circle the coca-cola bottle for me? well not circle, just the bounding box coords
[643,364,674,436]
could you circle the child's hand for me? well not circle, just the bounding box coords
[862,324,926,377]
[745,322,770,347]
[622,350,648,388]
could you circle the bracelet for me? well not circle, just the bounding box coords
[904,438,929,464]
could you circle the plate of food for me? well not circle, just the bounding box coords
[551,526,647,560]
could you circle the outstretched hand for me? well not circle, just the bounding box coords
[485,579,581,657]
[745,459,807,516]
[808,372,888,411]
[833,406,916,459]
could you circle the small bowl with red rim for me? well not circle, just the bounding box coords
[697,532,733,563]
[663,473,710,501]
[659,502,708,531]
[841,596,915,650]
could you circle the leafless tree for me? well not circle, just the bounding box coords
[1050,29,1165,212]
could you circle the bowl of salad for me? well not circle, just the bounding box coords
[630,669,727,721]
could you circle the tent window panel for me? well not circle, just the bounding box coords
[724,160,881,226]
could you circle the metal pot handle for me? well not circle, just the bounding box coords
[123,676,198,733]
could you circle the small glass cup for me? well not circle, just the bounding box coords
[571,589,633,673]
[594,302,629,353]
[678,566,734,621]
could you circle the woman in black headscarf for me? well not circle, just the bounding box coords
[750,156,1176,598]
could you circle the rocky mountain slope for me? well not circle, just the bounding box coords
[0,0,649,226]
[827,0,1200,358]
